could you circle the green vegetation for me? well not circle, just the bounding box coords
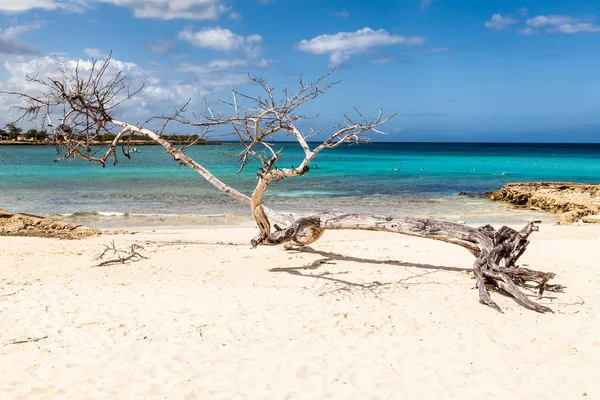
[0,123,47,141]
[0,123,209,144]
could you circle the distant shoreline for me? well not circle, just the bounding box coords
[0,140,224,146]
[3,140,600,146]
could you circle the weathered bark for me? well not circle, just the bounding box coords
[7,57,564,314]
[251,213,563,313]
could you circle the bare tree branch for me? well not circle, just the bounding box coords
[3,54,563,313]
[93,241,147,267]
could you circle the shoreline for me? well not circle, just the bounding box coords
[2,181,599,237]
[48,203,557,229]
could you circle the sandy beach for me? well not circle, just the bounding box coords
[1,222,599,399]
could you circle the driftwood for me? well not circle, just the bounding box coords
[5,55,563,312]
[255,214,562,313]
[93,241,147,267]
[4,335,48,346]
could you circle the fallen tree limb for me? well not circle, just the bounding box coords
[252,213,562,313]
[6,55,564,313]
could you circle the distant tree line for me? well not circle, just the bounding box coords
[0,123,48,141]
[0,123,206,143]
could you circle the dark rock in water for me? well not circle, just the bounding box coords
[458,191,493,199]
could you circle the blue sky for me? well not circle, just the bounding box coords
[0,0,599,142]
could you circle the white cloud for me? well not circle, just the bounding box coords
[175,56,270,95]
[485,12,600,35]
[0,0,63,12]
[0,0,231,20]
[254,58,269,68]
[178,56,269,74]
[0,0,88,13]
[406,46,451,54]
[369,58,391,64]
[526,15,573,28]
[178,27,264,58]
[552,22,600,34]
[0,54,238,128]
[179,27,244,51]
[83,47,101,57]
[243,34,263,59]
[0,22,42,55]
[0,37,38,55]
[228,11,242,20]
[333,10,349,18]
[526,15,600,34]
[100,0,228,20]
[484,14,518,30]
[0,55,144,124]
[0,52,269,125]
[179,58,250,74]
[297,27,425,67]
[518,27,537,35]
[3,21,44,36]
[143,39,175,54]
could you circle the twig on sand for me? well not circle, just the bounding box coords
[4,335,48,346]
[92,241,147,267]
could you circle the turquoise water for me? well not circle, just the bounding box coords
[2,142,600,227]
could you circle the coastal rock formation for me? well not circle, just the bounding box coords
[0,209,100,239]
[489,182,600,224]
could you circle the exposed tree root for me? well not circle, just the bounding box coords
[252,213,564,313]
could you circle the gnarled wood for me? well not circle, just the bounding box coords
[252,213,562,313]
[6,55,563,313]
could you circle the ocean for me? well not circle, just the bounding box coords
[2,142,600,227]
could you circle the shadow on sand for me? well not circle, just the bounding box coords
[269,247,467,293]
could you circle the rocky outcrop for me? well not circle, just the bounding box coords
[0,209,100,239]
[489,182,600,224]
[582,215,600,224]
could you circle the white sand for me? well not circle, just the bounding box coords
[1,223,599,399]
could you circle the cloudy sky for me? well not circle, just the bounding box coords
[0,0,599,142]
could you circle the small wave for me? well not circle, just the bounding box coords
[56,211,128,218]
[98,211,127,217]
[129,213,179,217]
[128,213,229,218]
[57,211,234,219]
[268,190,344,198]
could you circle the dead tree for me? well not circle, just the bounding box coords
[5,56,563,313]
